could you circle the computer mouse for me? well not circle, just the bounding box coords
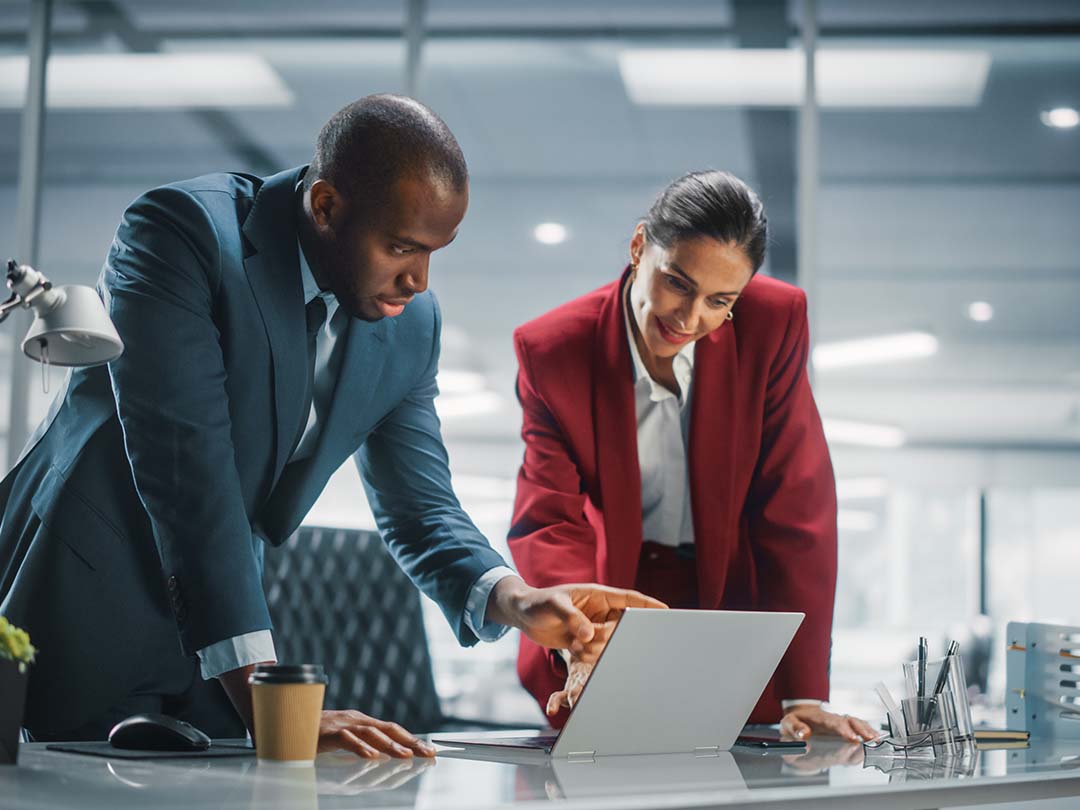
[108,713,212,751]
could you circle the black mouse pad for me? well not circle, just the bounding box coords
[46,741,256,759]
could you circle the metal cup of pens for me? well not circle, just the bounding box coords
[866,639,975,761]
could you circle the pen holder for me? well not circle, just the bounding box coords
[865,654,975,762]
[901,655,975,746]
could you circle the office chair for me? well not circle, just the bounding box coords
[263,525,539,733]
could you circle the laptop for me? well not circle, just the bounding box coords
[433,608,803,759]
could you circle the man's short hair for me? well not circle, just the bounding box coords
[305,94,468,207]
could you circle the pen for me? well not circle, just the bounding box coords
[917,637,928,701]
[924,640,960,728]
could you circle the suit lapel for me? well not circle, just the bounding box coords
[310,313,391,461]
[255,313,392,542]
[688,321,739,609]
[241,166,308,481]
[593,270,644,588]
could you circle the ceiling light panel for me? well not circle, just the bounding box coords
[0,53,293,109]
[619,48,990,108]
[813,331,939,370]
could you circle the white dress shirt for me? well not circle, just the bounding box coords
[623,293,818,712]
[624,301,696,549]
[196,242,514,679]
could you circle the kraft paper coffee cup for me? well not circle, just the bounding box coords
[249,664,327,764]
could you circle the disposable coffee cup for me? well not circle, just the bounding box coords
[249,664,328,764]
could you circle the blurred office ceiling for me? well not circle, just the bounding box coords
[0,0,1078,453]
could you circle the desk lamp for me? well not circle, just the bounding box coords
[0,259,123,369]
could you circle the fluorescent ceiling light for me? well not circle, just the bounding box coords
[534,222,569,245]
[838,509,879,532]
[0,53,293,109]
[1041,107,1080,129]
[967,301,994,322]
[813,331,938,370]
[618,48,990,107]
[823,418,905,448]
[836,477,888,500]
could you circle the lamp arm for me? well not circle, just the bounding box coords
[1,259,58,325]
[0,291,22,325]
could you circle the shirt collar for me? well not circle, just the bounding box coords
[622,283,695,404]
[297,238,339,323]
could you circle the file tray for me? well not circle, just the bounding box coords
[1006,622,1080,740]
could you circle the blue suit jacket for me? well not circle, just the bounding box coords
[0,166,505,735]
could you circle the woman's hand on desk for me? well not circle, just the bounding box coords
[779,705,878,743]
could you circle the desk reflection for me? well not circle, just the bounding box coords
[502,750,747,802]
[100,750,434,809]
[26,735,1080,809]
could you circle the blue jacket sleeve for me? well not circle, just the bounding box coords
[355,296,508,647]
[100,185,270,657]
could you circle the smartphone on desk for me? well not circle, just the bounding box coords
[733,735,807,750]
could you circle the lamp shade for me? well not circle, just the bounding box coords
[21,285,124,367]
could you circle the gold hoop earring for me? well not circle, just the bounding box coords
[726,310,734,322]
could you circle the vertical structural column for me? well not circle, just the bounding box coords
[978,489,989,615]
[797,0,819,386]
[7,0,53,470]
[404,0,428,98]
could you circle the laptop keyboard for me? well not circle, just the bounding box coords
[466,734,558,750]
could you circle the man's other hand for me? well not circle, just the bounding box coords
[318,710,437,759]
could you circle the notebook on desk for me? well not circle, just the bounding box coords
[433,608,803,759]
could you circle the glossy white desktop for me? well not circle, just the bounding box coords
[4,735,1080,809]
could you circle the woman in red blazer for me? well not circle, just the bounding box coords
[509,171,875,743]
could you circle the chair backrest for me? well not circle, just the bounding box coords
[263,526,443,731]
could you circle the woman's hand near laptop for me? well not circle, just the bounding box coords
[780,704,878,743]
[547,652,594,716]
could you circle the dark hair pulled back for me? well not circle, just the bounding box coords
[643,170,768,272]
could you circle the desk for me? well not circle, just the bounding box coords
[3,738,1079,809]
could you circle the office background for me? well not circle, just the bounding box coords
[1,0,1078,724]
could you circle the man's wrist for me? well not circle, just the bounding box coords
[484,574,530,629]
[217,662,271,737]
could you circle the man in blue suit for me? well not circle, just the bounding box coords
[0,95,660,755]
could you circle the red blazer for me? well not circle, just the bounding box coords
[508,270,837,727]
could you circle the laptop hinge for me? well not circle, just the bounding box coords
[694,746,721,757]
[567,751,596,763]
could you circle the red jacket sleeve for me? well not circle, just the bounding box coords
[508,332,598,720]
[744,289,837,703]
[508,332,598,587]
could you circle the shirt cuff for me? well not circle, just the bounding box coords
[196,630,277,680]
[463,566,518,643]
[781,699,823,711]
